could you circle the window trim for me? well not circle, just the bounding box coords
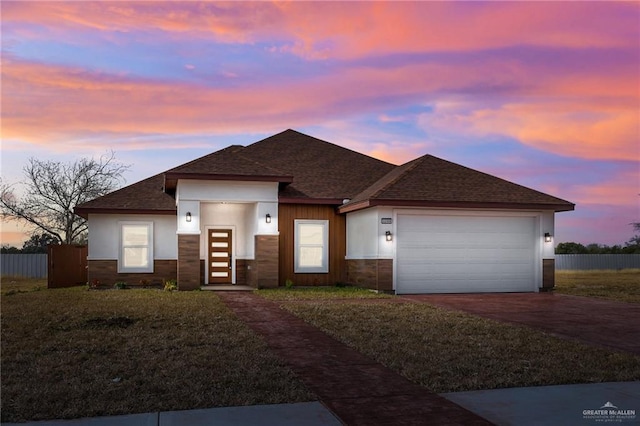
[294,219,329,274]
[118,221,154,273]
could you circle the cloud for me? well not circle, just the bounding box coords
[2,2,637,163]
[4,2,636,56]
[418,95,638,162]
[3,46,637,163]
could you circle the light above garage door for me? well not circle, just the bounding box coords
[396,213,537,294]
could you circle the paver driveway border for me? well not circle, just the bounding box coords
[402,293,640,355]
[217,291,492,426]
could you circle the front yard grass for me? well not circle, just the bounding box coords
[258,288,640,393]
[271,296,640,393]
[1,286,313,423]
[555,269,640,303]
[257,285,391,300]
[1,275,47,294]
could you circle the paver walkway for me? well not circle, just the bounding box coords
[217,292,491,426]
[403,293,640,355]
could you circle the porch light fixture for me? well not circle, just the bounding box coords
[544,232,552,243]
[385,231,393,242]
[186,212,192,222]
[266,213,271,224]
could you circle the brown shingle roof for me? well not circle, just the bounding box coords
[340,154,575,212]
[75,174,176,218]
[75,130,574,216]
[164,145,293,190]
[241,129,396,200]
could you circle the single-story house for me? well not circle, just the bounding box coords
[75,129,574,294]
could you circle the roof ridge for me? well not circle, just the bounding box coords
[249,129,397,168]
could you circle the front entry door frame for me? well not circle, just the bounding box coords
[206,225,235,284]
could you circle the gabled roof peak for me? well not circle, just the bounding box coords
[341,152,574,213]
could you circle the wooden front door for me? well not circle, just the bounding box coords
[208,229,232,284]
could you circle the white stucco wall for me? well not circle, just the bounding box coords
[541,210,555,259]
[177,180,278,203]
[346,208,379,259]
[346,206,557,261]
[345,206,396,259]
[201,202,274,259]
[177,200,201,234]
[87,214,177,260]
[176,180,280,259]
[255,201,279,236]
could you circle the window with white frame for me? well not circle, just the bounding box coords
[294,219,328,273]
[118,222,154,273]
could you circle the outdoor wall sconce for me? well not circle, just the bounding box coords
[266,213,272,224]
[186,212,192,222]
[385,231,393,242]
[544,232,552,243]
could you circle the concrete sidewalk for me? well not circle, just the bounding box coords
[1,401,342,426]
[442,381,640,426]
[4,382,638,426]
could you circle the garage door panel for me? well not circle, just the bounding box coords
[396,214,536,294]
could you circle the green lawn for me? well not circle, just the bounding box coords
[261,287,640,393]
[555,269,640,303]
[1,285,313,423]
[257,285,390,300]
[3,272,639,422]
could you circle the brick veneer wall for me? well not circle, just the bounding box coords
[346,259,393,293]
[255,235,278,288]
[542,259,555,291]
[178,234,200,290]
[87,260,177,288]
[236,259,249,286]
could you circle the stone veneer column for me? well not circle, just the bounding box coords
[178,234,200,291]
[541,259,555,292]
[254,235,278,288]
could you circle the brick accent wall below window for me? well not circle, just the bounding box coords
[346,259,393,293]
[178,234,200,291]
[88,260,177,288]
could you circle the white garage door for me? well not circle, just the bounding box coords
[396,214,536,294]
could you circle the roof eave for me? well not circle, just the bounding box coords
[74,207,177,219]
[164,172,294,191]
[337,200,372,213]
[339,199,575,213]
[279,197,345,205]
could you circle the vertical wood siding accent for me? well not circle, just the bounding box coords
[278,203,346,286]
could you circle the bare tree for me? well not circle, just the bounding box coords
[0,152,129,244]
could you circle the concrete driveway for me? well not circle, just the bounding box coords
[402,293,640,355]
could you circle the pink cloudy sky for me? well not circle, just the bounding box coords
[1,1,638,246]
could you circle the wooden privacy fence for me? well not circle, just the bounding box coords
[555,254,640,270]
[1,254,48,278]
[48,245,88,288]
